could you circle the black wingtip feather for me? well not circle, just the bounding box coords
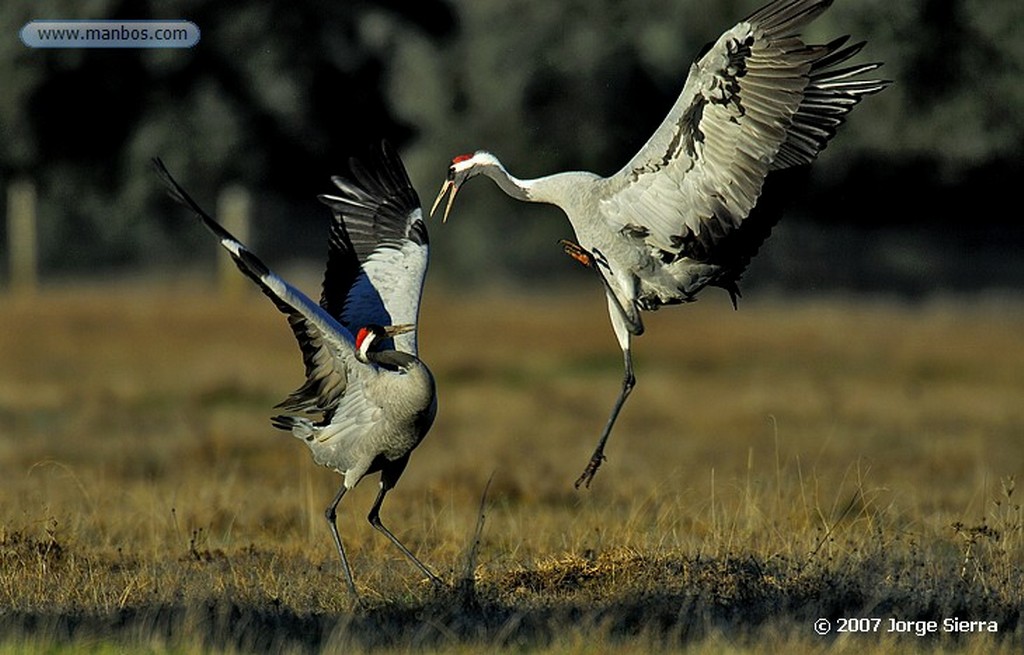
[153,157,279,289]
[153,158,236,246]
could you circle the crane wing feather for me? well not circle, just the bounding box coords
[602,0,887,264]
[319,141,429,355]
[153,158,357,420]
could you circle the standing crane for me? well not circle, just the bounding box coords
[431,0,890,488]
[154,142,439,597]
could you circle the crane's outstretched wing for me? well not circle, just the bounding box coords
[318,141,429,356]
[153,159,356,420]
[601,0,888,263]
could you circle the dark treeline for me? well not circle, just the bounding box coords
[1,0,1020,293]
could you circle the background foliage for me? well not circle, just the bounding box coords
[1,0,1021,292]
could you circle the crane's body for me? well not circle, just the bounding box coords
[155,142,440,597]
[432,0,890,487]
[280,339,436,489]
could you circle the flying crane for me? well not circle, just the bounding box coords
[431,0,890,487]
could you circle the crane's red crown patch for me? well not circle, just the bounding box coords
[355,327,372,349]
[453,154,473,164]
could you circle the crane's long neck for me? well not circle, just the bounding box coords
[367,349,420,373]
[480,160,593,209]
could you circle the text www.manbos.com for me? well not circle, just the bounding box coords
[21,20,199,48]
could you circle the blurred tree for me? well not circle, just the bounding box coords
[0,0,455,276]
[1,0,1021,291]
[805,0,1024,239]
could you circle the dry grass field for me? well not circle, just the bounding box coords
[1,283,1022,653]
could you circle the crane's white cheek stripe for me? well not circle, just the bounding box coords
[357,332,375,362]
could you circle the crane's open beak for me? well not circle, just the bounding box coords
[430,178,459,223]
[383,324,415,338]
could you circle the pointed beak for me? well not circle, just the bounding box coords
[429,178,459,223]
[383,324,416,338]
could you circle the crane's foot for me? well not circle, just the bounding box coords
[419,573,448,601]
[560,240,595,268]
[574,450,607,489]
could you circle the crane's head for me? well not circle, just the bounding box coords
[355,324,415,363]
[430,151,498,222]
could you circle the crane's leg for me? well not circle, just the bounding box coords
[575,301,636,489]
[367,480,443,586]
[576,346,635,489]
[324,483,359,597]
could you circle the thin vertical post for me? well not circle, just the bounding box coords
[216,185,250,299]
[7,178,38,296]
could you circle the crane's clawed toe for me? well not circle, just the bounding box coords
[559,240,595,268]
[425,571,445,588]
[574,452,607,489]
[417,571,450,600]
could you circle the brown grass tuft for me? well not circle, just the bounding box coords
[1,286,1022,651]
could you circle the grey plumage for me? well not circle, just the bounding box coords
[154,141,440,597]
[431,0,889,488]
